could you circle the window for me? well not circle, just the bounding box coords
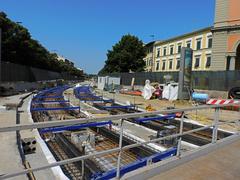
[195,56,200,68]
[149,58,153,66]
[207,36,212,48]
[146,58,150,66]
[156,61,160,71]
[226,56,231,71]
[163,47,167,56]
[206,56,211,67]
[177,44,182,53]
[196,38,202,50]
[186,40,191,48]
[156,48,160,57]
[176,58,180,69]
[162,61,166,70]
[169,59,173,69]
[170,46,174,55]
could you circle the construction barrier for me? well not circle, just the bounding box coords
[207,99,240,111]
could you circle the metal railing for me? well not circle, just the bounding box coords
[0,103,239,179]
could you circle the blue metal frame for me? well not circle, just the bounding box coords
[78,95,102,99]
[92,147,177,180]
[135,114,176,123]
[80,99,114,103]
[102,105,135,110]
[40,121,112,133]
[30,106,80,112]
[34,95,64,99]
[32,100,69,104]
[34,85,70,99]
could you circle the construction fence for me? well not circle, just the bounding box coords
[0,61,84,82]
[105,71,240,91]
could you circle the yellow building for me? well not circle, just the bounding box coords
[144,0,240,73]
[145,27,213,72]
[143,41,155,72]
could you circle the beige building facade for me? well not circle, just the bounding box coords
[144,0,240,72]
[212,0,240,71]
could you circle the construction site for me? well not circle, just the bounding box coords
[0,0,240,179]
[0,78,240,179]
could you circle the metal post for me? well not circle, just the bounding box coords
[237,106,240,135]
[113,93,115,103]
[79,99,81,114]
[177,112,184,157]
[16,106,20,125]
[212,108,219,143]
[81,160,84,178]
[116,119,124,179]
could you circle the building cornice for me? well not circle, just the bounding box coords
[212,25,240,32]
[154,27,212,46]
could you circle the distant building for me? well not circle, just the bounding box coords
[65,59,74,67]
[144,0,240,72]
[56,55,75,67]
[77,67,84,74]
[57,55,66,62]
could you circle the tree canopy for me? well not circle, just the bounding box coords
[0,12,83,77]
[99,34,146,74]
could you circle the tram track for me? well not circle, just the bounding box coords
[31,86,158,179]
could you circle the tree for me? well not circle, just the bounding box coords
[99,34,146,74]
[0,11,83,77]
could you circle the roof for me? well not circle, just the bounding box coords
[153,26,212,46]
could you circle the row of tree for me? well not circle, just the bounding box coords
[0,12,83,77]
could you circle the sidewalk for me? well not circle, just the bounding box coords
[0,94,27,180]
[0,94,56,180]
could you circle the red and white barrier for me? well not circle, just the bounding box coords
[207,99,239,105]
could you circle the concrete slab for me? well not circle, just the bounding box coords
[19,95,57,180]
[0,94,28,180]
[149,138,240,180]
[0,94,56,180]
[123,135,240,180]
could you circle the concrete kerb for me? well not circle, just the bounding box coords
[26,93,69,180]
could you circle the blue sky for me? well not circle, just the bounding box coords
[1,0,215,74]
